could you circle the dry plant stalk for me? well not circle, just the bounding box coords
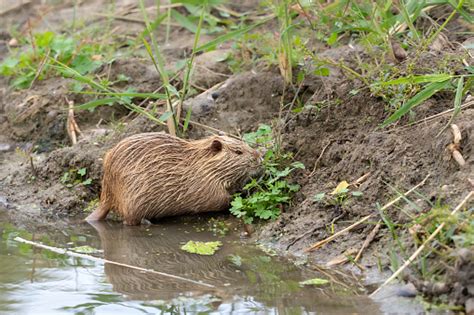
[278,52,292,84]
[354,221,382,262]
[165,100,176,137]
[305,174,430,252]
[325,248,358,267]
[66,99,82,145]
[304,214,374,252]
[447,124,466,167]
[350,172,371,187]
[14,236,215,288]
[370,190,474,297]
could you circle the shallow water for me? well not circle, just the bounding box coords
[0,208,383,315]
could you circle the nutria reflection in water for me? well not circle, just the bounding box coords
[88,220,382,314]
[89,220,223,300]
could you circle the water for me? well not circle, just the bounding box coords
[0,209,382,315]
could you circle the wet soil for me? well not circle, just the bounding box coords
[1,0,473,312]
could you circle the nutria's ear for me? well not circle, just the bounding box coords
[210,139,222,152]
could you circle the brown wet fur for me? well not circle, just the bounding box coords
[86,133,261,225]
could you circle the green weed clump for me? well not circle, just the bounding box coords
[61,167,92,188]
[0,31,105,89]
[230,125,304,224]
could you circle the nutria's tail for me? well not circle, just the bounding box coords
[85,204,110,221]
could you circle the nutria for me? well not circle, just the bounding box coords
[86,133,262,225]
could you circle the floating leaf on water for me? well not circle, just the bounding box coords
[299,278,329,286]
[330,181,349,195]
[70,245,101,254]
[181,241,222,256]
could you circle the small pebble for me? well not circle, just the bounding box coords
[0,143,12,152]
[396,282,417,298]
[0,196,9,208]
[8,38,18,46]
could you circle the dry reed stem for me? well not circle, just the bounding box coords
[66,99,82,145]
[447,124,466,167]
[305,174,430,252]
[370,190,474,297]
[14,236,216,289]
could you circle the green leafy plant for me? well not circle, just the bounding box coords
[230,124,304,224]
[313,180,363,207]
[61,167,92,188]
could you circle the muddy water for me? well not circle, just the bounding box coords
[0,209,381,315]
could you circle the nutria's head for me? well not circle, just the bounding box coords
[189,135,263,193]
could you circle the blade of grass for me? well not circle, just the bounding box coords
[436,76,464,137]
[140,13,168,39]
[139,0,176,135]
[171,9,200,33]
[51,61,113,93]
[426,0,465,47]
[53,57,168,126]
[75,98,119,110]
[398,0,421,41]
[381,80,451,128]
[380,74,453,85]
[176,2,206,129]
[78,91,167,99]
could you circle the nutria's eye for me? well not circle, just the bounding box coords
[210,140,223,152]
[235,150,243,155]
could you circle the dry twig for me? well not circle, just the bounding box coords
[354,221,382,262]
[309,140,333,177]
